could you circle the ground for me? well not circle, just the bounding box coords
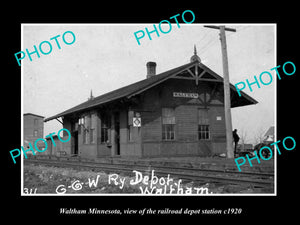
[23,163,273,194]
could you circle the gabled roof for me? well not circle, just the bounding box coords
[44,60,257,122]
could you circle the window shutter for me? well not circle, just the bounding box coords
[128,111,134,125]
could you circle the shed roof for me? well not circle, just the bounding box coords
[45,60,257,122]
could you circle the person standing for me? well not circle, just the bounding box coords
[232,129,240,156]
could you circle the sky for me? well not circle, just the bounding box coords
[22,24,275,144]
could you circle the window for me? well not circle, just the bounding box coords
[90,114,96,143]
[198,109,210,140]
[82,115,90,144]
[34,119,38,126]
[162,108,175,140]
[101,115,110,143]
[33,130,38,137]
[199,125,210,139]
[162,124,175,140]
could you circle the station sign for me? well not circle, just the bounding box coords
[173,92,199,98]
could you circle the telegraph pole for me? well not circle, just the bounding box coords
[204,25,236,158]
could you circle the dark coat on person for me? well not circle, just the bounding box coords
[233,130,240,143]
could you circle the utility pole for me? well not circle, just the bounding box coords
[204,25,236,158]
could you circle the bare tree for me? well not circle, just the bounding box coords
[254,126,266,146]
[239,128,248,151]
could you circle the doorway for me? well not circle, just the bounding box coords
[72,131,78,155]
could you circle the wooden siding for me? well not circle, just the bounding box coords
[59,76,227,158]
[140,78,226,157]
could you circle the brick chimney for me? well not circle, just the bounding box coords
[146,62,156,78]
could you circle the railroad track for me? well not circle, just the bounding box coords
[24,157,274,188]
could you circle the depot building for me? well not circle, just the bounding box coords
[44,49,257,158]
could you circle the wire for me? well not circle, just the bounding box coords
[198,28,213,43]
[199,37,219,55]
[199,26,250,55]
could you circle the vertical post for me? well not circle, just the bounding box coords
[219,26,234,158]
[111,114,116,157]
[204,25,236,158]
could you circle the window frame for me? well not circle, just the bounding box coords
[90,128,95,143]
[101,114,110,144]
[198,124,210,140]
[198,108,210,140]
[162,108,176,141]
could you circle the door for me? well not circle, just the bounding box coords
[72,131,78,155]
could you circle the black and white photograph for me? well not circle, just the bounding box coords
[4,4,298,221]
[21,24,275,195]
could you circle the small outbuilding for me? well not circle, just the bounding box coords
[23,113,44,149]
